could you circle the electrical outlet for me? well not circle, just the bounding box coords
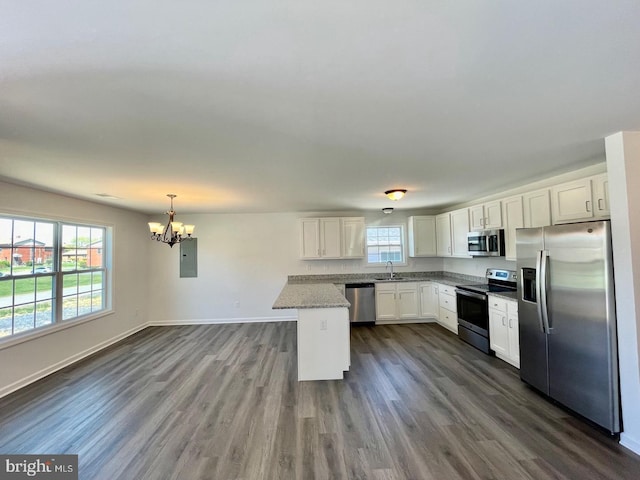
[306,264,312,271]
[234,301,240,308]
[320,319,328,330]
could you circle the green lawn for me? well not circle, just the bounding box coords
[0,272,102,298]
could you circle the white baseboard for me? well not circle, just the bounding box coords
[374,319,437,325]
[0,323,150,399]
[148,315,297,326]
[620,432,640,456]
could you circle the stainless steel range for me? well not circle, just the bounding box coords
[455,269,517,354]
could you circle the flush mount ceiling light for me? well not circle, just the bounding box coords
[148,194,195,248]
[382,208,394,214]
[385,189,407,200]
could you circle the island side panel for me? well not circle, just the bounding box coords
[297,307,349,381]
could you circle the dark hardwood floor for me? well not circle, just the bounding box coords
[1,322,639,479]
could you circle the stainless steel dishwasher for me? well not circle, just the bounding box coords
[345,283,376,324]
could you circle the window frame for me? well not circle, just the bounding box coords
[365,224,408,266]
[0,214,112,347]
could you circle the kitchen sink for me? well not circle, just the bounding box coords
[374,276,406,281]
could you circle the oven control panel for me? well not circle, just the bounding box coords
[486,268,517,282]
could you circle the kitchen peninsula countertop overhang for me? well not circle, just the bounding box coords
[272,283,350,310]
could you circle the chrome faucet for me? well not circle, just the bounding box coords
[385,261,395,279]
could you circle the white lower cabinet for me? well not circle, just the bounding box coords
[419,282,439,319]
[488,295,519,368]
[436,283,458,334]
[375,282,419,323]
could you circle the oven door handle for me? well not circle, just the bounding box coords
[455,289,487,301]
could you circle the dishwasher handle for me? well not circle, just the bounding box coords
[345,283,376,289]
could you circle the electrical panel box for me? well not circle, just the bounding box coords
[180,238,198,278]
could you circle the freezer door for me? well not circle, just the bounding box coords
[544,221,620,432]
[516,227,549,394]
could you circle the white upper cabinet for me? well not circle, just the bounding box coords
[502,195,524,261]
[469,201,503,231]
[300,218,322,259]
[551,178,594,224]
[408,216,437,257]
[469,205,484,231]
[341,217,365,258]
[523,188,552,228]
[319,218,342,258]
[551,174,611,224]
[436,213,452,257]
[450,208,471,257]
[300,217,363,259]
[592,173,610,217]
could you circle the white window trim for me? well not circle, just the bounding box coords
[0,214,113,347]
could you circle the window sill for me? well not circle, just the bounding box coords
[364,262,408,268]
[0,309,114,351]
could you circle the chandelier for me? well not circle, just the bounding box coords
[148,194,195,248]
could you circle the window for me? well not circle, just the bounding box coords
[366,225,405,264]
[0,216,109,340]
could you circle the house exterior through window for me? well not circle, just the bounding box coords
[0,216,110,340]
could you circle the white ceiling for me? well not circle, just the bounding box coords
[1,1,639,215]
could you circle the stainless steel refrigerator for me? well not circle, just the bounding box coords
[516,220,620,433]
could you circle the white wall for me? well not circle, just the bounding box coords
[606,131,640,455]
[443,256,515,278]
[0,181,150,397]
[147,209,443,324]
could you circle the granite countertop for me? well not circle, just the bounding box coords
[488,290,519,301]
[273,283,350,309]
[287,271,485,287]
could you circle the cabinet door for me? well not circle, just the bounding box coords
[438,307,458,334]
[502,195,524,261]
[484,200,503,229]
[507,307,520,367]
[375,286,397,321]
[320,218,342,258]
[450,208,470,257]
[469,205,485,231]
[408,216,437,257]
[397,283,419,320]
[592,173,610,217]
[419,282,438,318]
[435,213,452,257]
[341,217,365,258]
[300,218,321,259]
[551,178,594,224]
[523,189,552,228]
[489,308,509,357]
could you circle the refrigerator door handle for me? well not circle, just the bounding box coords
[535,250,546,333]
[540,249,553,334]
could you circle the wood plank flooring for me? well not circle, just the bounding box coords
[1,322,639,479]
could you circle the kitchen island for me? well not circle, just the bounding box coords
[273,283,350,381]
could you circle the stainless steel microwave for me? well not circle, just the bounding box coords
[467,229,505,257]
